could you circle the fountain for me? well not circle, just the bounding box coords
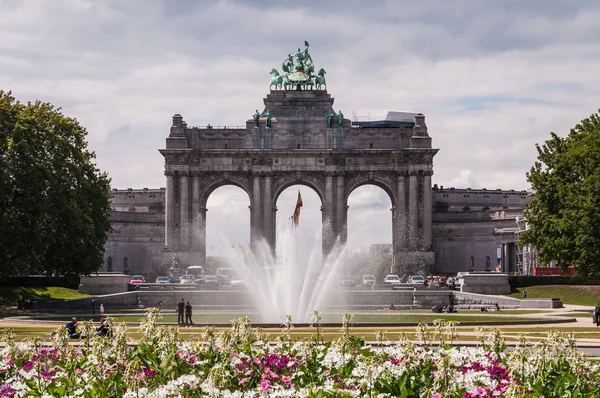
[220,220,348,323]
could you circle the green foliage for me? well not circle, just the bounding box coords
[509,275,600,288]
[0,90,111,277]
[521,110,600,277]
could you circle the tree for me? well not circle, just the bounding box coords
[520,110,600,276]
[0,91,111,277]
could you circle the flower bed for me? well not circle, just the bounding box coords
[0,309,598,397]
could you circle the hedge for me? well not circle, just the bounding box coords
[0,276,79,289]
[509,275,600,288]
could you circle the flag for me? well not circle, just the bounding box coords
[292,191,303,225]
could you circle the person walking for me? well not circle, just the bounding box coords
[17,292,23,310]
[91,298,96,315]
[99,303,105,315]
[177,298,185,325]
[185,301,193,327]
[594,300,600,327]
[522,289,527,299]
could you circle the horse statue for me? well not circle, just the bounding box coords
[269,68,283,90]
[303,76,314,90]
[282,75,293,91]
[315,68,327,90]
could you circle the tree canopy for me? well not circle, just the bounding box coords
[520,110,600,277]
[0,91,111,277]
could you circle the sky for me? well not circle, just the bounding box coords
[2,0,600,255]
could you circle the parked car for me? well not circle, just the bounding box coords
[383,275,402,284]
[203,275,220,288]
[230,276,246,287]
[179,274,196,284]
[155,276,170,284]
[362,274,376,286]
[340,277,355,287]
[129,275,145,284]
[409,275,425,285]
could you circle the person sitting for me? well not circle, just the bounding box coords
[95,318,111,337]
[66,317,81,339]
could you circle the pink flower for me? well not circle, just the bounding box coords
[260,379,270,391]
[21,361,33,371]
[238,377,248,386]
[432,394,443,398]
[282,375,292,384]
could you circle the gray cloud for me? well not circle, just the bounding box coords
[2,0,600,253]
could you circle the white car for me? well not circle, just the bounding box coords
[362,275,376,286]
[409,275,425,285]
[383,275,402,284]
[179,275,196,284]
[230,276,246,287]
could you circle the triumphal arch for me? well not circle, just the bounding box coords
[160,42,438,273]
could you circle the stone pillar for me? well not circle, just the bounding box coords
[336,175,347,244]
[179,174,190,248]
[190,176,201,249]
[395,174,407,250]
[408,173,418,250]
[263,174,274,248]
[322,174,335,256]
[197,207,207,267]
[250,174,262,244]
[165,174,176,247]
[423,173,432,248]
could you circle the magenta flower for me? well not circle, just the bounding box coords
[260,379,270,391]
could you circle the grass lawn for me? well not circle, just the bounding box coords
[506,285,600,306]
[0,287,91,306]
[0,324,596,343]
[32,313,545,324]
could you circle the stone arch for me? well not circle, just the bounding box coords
[344,176,397,207]
[198,175,253,209]
[272,174,325,205]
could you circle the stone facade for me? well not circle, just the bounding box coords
[161,89,436,274]
[102,89,528,277]
[101,188,165,275]
[432,186,528,274]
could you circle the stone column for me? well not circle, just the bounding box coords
[423,173,432,248]
[190,176,201,249]
[197,208,207,267]
[408,173,419,250]
[322,174,335,256]
[165,173,176,247]
[250,174,262,244]
[179,174,190,248]
[263,174,274,249]
[336,175,347,244]
[395,174,407,250]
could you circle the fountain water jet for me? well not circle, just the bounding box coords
[221,220,349,323]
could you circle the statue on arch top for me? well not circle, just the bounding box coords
[265,109,273,129]
[253,109,260,128]
[337,110,344,128]
[325,110,335,128]
[272,41,323,90]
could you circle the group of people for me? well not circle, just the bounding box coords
[177,298,194,327]
[52,317,110,339]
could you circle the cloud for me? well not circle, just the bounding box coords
[2,0,600,252]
